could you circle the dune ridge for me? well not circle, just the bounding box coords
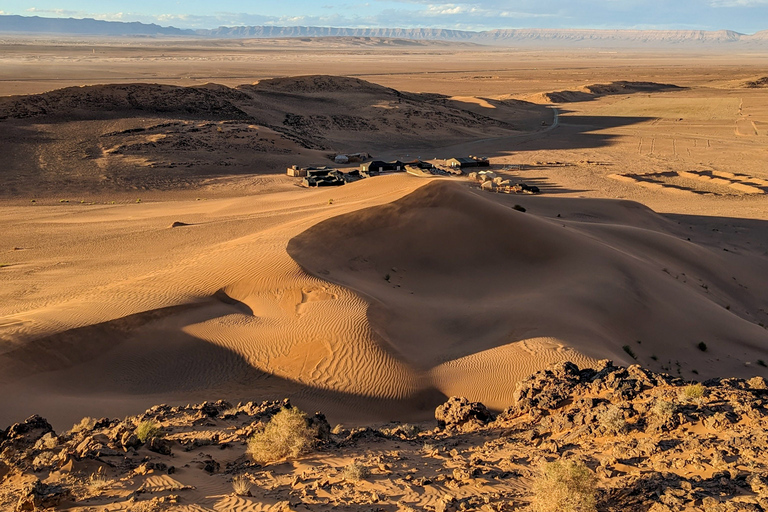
[288,180,768,401]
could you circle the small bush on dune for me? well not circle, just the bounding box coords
[532,459,597,512]
[135,420,162,444]
[247,407,317,464]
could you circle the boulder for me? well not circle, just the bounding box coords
[148,437,173,456]
[435,397,494,429]
[15,480,70,512]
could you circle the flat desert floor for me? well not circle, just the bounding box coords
[1,38,767,430]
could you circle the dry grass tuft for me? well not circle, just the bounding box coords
[597,405,627,436]
[342,461,371,482]
[679,383,706,404]
[135,420,162,444]
[231,474,252,496]
[531,459,597,512]
[247,407,316,464]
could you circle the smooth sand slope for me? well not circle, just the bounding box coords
[289,181,768,407]
[3,176,767,428]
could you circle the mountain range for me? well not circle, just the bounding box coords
[1,14,767,47]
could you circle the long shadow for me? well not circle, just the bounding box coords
[398,112,653,161]
[0,295,447,429]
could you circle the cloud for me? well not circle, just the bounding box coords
[25,7,84,17]
[710,0,768,5]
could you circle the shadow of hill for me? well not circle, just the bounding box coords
[538,81,684,103]
[0,295,446,429]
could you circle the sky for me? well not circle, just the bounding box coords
[1,1,767,33]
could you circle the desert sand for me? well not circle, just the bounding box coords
[1,34,768,512]
[0,37,766,430]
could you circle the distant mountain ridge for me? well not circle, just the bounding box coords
[1,14,767,47]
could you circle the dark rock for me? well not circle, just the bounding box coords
[309,412,331,442]
[435,397,494,429]
[147,437,172,456]
[15,479,70,511]
[3,416,53,447]
[121,432,141,450]
[201,458,220,474]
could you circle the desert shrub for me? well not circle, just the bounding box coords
[342,461,371,482]
[758,360,767,368]
[597,405,627,436]
[247,407,316,464]
[679,383,706,403]
[513,204,526,212]
[622,345,637,360]
[531,459,597,512]
[231,475,252,496]
[652,399,677,423]
[697,342,708,352]
[135,420,162,444]
[381,423,421,438]
[422,442,436,454]
[87,470,111,492]
[71,417,97,434]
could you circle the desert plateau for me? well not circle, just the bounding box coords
[1,29,768,512]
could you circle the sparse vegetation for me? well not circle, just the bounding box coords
[231,474,252,496]
[697,342,708,352]
[135,420,162,444]
[342,461,371,482]
[87,470,111,492]
[384,273,391,282]
[247,407,316,464]
[597,405,627,436]
[759,359,767,368]
[622,344,637,360]
[652,399,677,424]
[513,204,526,212]
[531,459,597,512]
[422,442,436,454]
[71,417,97,434]
[679,383,706,403]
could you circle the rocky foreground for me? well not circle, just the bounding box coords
[2,361,768,511]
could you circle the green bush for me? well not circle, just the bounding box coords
[532,459,597,512]
[135,420,162,444]
[247,407,316,464]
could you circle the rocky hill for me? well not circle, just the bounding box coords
[2,361,767,511]
[0,76,549,196]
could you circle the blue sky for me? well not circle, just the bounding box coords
[2,1,767,33]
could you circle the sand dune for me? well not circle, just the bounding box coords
[289,181,768,387]
[1,176,767,428]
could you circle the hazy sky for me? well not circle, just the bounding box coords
[2,1,767,33]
